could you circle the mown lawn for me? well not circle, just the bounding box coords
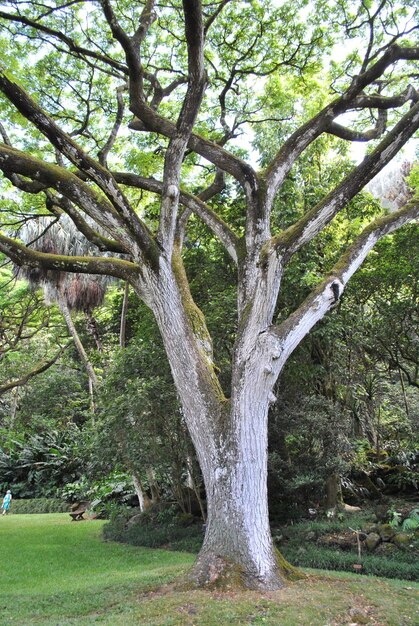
[0,513,417,625]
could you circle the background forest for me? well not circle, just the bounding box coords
[1,158,418,522]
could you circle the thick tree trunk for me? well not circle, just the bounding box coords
[190,430,286,589]
[133,257,299,590]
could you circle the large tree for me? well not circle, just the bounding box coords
[0,0,418,589]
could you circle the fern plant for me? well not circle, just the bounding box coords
[401,509,419,532]
[389,508,419,532]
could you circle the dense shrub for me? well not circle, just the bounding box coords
[103,506,203,553]
[268,394,350,522]
[0,426,85,499]
[11,498,69,514]
[282,543,419,581]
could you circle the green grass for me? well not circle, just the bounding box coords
[0,514,193,625]
[0,513,418,625]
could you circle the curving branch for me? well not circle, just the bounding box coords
[128,101,258,193]
[157,0,207,253]
[98,85,126,167]
[351,84,419,109]
[100,0,142,77]
[48,195,127,254]
[0,123,47,194]
[0,232,139,280]
[327,108,387,142]
[176,169,226,247]
[113,170,239,261]
[204,0,233,35]
[100,0,156,103]
[0,342,72,396]
[0,143,136,252]
[264,45,419,206]
[0,9,127,76]
[0,69,157,261]
[268,197,419,373]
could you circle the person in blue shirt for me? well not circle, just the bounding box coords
[2,490,12,515]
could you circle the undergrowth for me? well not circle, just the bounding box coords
[281,543,418,581]
[104,507,419,581]
[103,508,204,553]
[10,498,69,514]
[278,514,419,582]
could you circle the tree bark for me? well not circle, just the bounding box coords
[146,466,160,504]
[132,255,299,590]
[119,281,130,349]
[131,470,151,512]
[85,312,103,353]
[58,296,98,411]
[325,473,343,512]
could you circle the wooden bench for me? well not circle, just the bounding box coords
[69,502,90,521]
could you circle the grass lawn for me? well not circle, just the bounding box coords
[0,513,417,625]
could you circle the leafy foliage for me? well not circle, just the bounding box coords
[11,498,69,514]
[0,426,85,498]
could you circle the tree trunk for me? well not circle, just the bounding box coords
[119,281,130,349]
[135,258,299,590]
[9,386,19,428]
[146,466,160,503]
[185,455,207,522]
[325,473,342,512]
[58,296,97,411]
[131,471,151,512]
[85,311,103,352]
[191,429,286,589]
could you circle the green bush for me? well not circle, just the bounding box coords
[59,472,137,518]
[103,509,203,553]
[282,543,419,581]
[11,498,69,514]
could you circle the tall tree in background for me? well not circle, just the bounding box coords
[0,0,418,589]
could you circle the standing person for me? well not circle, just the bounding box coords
[1,490,12,515]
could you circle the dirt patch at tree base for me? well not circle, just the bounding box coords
[133,574,417,625]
